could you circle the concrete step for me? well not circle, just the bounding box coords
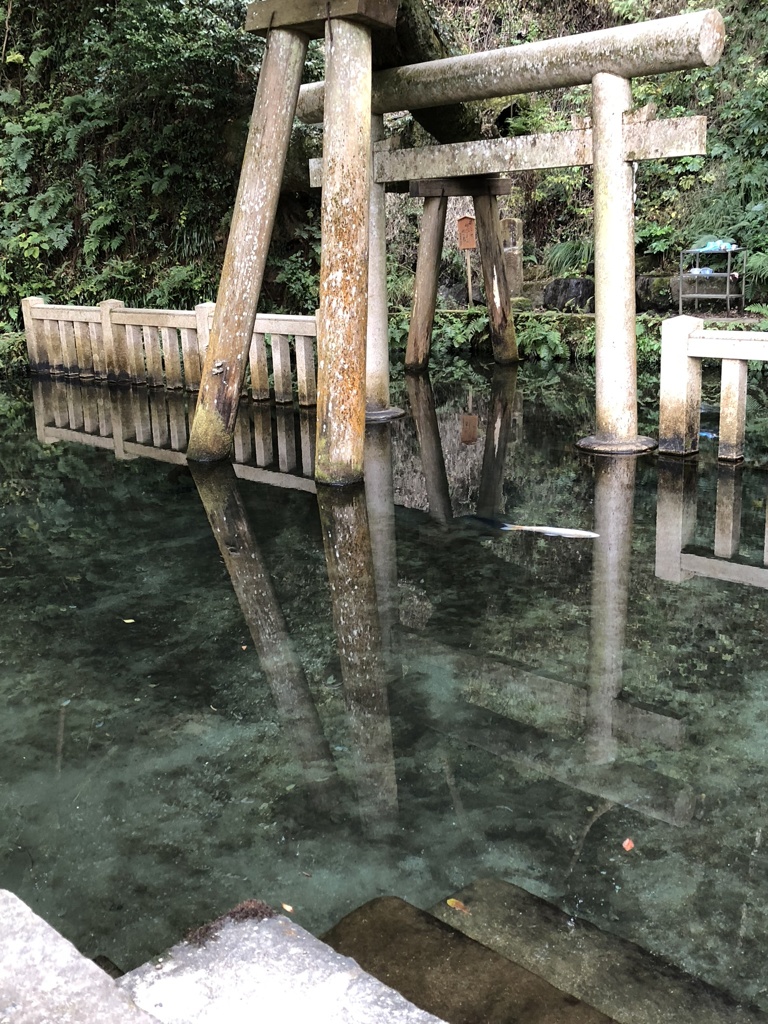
[426,878,763,1024]
[322,895,614,1024]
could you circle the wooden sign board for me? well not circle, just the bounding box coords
[246,0,400,36]
[457,216,477,251]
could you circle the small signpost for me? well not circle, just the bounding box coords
[457,215,477,308]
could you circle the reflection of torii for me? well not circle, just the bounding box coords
[187,1,724,480]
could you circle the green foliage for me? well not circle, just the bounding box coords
[388,308,490,382]
[516,316,569,363]
[0,0,264,325]
[544,238,594,278]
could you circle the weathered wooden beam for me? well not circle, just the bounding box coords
[186,27,308,462]
[246,0,399,38]
[409,177,512,198]
[315,17,373,484]
[371,117,706,182]
[296,10,725,122]
[405,195,447,372]
[473,193,518,363]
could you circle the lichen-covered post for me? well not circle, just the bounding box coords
[577,74,655,455]
[473,194,518,364]
[186,27,309,462]
[405,196,448,372]
[587,455,636,765]
[366,114,398,420]
[315,17,373,484]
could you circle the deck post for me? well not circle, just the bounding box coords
[658,315,703,456]
[315,17,373,484]
[186,27,308,462]
[578,74,655,454]
[405,196,448,372]
[473,193,518,363]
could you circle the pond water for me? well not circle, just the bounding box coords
[2,366,768,1013]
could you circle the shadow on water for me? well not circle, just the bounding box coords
[3,367,768,1014]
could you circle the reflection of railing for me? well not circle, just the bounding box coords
[656,458,768,588]
[32,380,317,492]
[659,315,768,462]
[21,297,317,404]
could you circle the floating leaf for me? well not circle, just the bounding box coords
[446,898,470,914]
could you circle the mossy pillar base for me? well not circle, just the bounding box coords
[186,27,308,463]
[315,18,373,485]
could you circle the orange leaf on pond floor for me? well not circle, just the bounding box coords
[622,838,635,851]
[446,898,471,914]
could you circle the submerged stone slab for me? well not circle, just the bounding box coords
[119,912,446,1024]
[322,895,613,1024]
[428,878,763,1024]
[0,889,159,1024]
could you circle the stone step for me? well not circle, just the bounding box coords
[322,895,614,1024]
[427,878,763,1024]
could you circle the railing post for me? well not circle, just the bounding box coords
[657,315,703,456]
[21,296,46,372]
[99,300,126,385]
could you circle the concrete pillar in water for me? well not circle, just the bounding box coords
[186,28,308,462]
[586,455,636,765]
[316,483,399,837]
[577,74,655,455]
[315,18,373,484]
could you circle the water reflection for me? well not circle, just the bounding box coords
[16,375,768,1010]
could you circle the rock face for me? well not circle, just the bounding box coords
[636,275,673,311]
[543,277,595,312]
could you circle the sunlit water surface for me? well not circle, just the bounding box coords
[2,367,767,1012]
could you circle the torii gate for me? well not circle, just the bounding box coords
[186,1,725,482]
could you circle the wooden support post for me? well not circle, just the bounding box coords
[186,27,309,462]
[190,461,338,806]
[473,193,518,364]
[316,483,399,836]
[658,315,703,456]
[578,74,654,454]
[366,113,397,420]
[718,358,747,462]
[406,373,453,525]
[405,195,447,372]
[477,365,518,518]
[315,17,372,484]
[587,455,636,765]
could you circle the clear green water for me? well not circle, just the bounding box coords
[2,368,768,1012]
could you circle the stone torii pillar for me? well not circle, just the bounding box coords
[187,0,399,485]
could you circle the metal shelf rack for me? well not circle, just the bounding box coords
[678,247,747,315]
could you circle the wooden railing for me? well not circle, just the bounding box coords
[21,297,317,405]
[659,314,768,461]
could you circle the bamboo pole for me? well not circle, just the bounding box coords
[405,195,447,373]
[296,10,725,122]
[186,27,309,462]
[315,17,373,484]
